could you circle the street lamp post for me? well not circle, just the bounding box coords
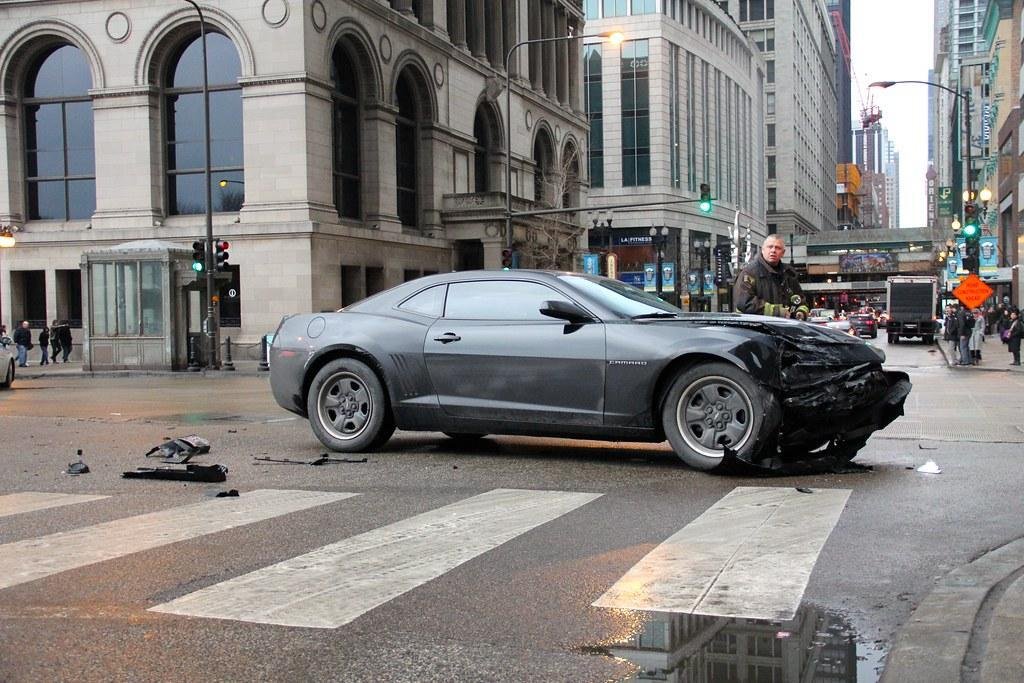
[591,212,613,275]
[649,226,669,298]
[182,0,217,369]
[870,79,973,207]
[693,237,711,312]
[504,31,623,265]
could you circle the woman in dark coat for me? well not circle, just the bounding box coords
[1008,310,1023,366]
[38,325,50,365]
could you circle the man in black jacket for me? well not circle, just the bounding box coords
[733,235,808,319]
[956,304,974,366]
[943,305,960,364]
[56,320,73,362]
[12,320,31,368]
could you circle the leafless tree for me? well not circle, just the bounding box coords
[516,145,582,270]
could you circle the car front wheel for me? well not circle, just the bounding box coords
[0,360,12,389]
[662,362,776,471]
[306,358,394,452]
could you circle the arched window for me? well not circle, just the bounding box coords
[23,44,95,221]
[332,43,360,219]
[532,130,554,206]
[561,143,580,209]
[395,71,419,228]
[164,31,243,215]
[473,108,489,193]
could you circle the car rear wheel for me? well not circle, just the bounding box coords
[662,362,774,471]
[307,358,394,452]
[0,360,12,389]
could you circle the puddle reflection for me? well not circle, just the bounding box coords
[593,604,884,682]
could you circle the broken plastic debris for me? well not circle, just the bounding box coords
[215,489,240,497]
[145,435,211,460]
[795,487,813,494]
[253,454,368,466]
[64,449,89,475]
[122,463,228,482]
[916,460,942,474]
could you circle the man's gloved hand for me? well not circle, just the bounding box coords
[794,305,809,321]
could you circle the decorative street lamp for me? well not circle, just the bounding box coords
[504,30,623,266]
[693,237,712,312]
[590,211,613,276]
[649,226,669,298]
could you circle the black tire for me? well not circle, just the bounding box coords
[306,358,394,452]
[888,335,897,344]
[923,335,933,345]
[0,360,12,389]
[661,362,776,471]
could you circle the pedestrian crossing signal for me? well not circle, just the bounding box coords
[191,240,205,272]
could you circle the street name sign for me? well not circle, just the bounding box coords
[952,273,994,309]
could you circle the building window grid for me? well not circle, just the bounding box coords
[715,69,722,202]
[23,44,96,221]
[584,44,604,188]
[670,44,681,188]
[702,60,709,185]
[687,51,697,192]
[621,39,651,187]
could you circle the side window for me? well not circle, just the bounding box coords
[444,281,568,320]
[398,284,445,317]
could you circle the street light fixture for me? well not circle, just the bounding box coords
[590,211,613,276]
[870,80,974,210]
[649,226,669,298]
[693,237,712,312]
[504,30,624,266]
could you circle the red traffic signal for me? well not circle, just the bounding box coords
[215,240,231,271]
[501,248,513,269]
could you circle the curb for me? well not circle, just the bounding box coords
[881,537,1024,683]
[12,361,267,380]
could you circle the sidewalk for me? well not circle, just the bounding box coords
[12,358,267,379]
[934,337,1024,372]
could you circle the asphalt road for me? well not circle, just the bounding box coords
[1,334,1022,682]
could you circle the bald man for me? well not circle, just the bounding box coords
[733,235,808,319]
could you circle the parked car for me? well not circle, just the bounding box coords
[0,336,14,389]
[808,308,835,325]
[848,314,878,338]
[269,271,911,472]
[825,318,857,336]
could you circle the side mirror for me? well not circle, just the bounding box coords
[540,300,596,324]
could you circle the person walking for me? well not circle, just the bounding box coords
[1008,310,1023,366]
[12,320,31,367]
[37,324,50,366]
[57,320,73,362]
[943,305,960,365]
[968,308,985,365]
[49,319,62,363]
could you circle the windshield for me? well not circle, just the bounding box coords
[558,274,684,318]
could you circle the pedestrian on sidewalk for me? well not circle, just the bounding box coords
[943,305,960,364]
[12,320,31,367]
[57,320,73,362]
[49,319,61,363]
[37,324,50,366]
[956,304,973,366]
[1008,310,1023,366]
[969,308,985,365]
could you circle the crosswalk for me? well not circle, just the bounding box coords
[0,486,850,629]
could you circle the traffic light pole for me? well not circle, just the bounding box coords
[184,0,217,369]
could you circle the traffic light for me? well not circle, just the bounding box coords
[962,202,979,237]
[698,183,713,214]
[501,248,513,270]
[215,239,230,271]
[191,240,205,273]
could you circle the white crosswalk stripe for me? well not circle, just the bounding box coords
[0,489,355,591]
[150,488,602,629]
[0,492,108,519]
[592,486,851,621]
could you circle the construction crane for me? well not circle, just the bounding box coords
[830,10,881,129]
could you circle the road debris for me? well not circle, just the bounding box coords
[215,489,240,497]
[145,435,211,461]
[253,454,368,466]
[122,464,228,482]
[64,449,89,475]
[916,460,942,474]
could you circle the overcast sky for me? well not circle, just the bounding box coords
[850,0,934,228]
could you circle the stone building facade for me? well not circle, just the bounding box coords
[0,0,589,355]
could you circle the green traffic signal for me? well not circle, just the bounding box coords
[192,261,204,272]
[962,222,979,238]
[698,183,713,214]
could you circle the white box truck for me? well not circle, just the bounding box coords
[886,276,938,344]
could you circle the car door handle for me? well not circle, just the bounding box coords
[433,333,461,344]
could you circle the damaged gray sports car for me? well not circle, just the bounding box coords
[269,270,911,471]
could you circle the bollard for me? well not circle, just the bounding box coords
[222,336,236,371]
[258,334,270,372]
[187,334,201,372]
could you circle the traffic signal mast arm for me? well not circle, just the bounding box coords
[509,193,716,219]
